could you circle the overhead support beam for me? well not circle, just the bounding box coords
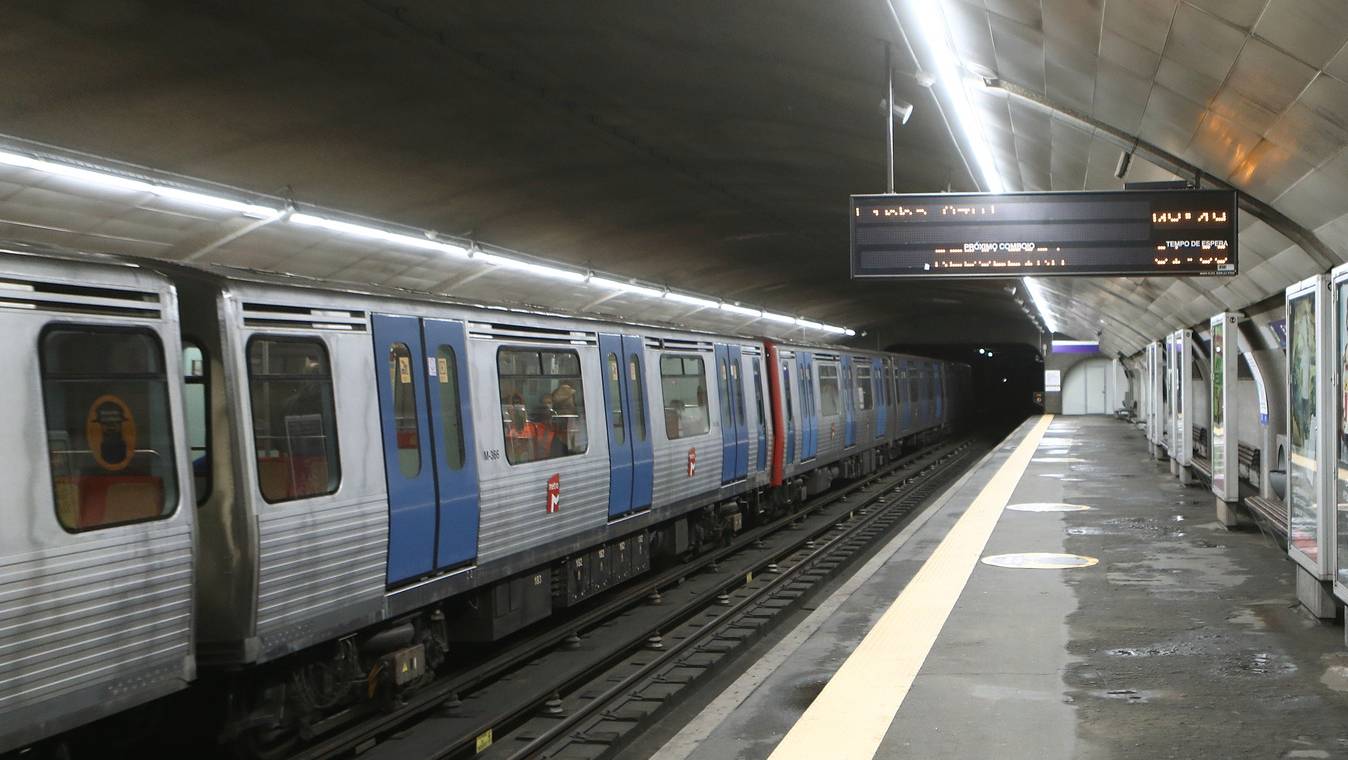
[985,78,1339,272]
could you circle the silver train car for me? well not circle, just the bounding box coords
[0,243,970,753]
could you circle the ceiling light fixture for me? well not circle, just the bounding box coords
[1022,276,1060,334]
[906,0,1004,193]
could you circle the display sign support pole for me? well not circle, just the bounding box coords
[884,44,895,195]
[1210,313,1240,527]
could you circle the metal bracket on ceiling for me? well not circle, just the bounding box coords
[179,202,292,263]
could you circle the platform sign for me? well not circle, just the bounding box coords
[1286,274,1334,579]
[1210,313,1240,503]
[1332,266,1348,600]
[849,189,1238,279]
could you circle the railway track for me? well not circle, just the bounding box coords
[294,436,980,760]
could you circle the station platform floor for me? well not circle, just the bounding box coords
[649,415,1348,760]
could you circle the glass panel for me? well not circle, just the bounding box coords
[247,337,341,503]
[752,358,766,429]
[607,352,625,445]
[660,353,710,439]
[183,342,210,505]
[1339,286,1348,585]
[629,355,647,442]
[819,364,841,417]
[436,345,466,470]
[730,360,745,425]
[1289,293,1319,561]
[388,343,421,478]
[497,348,588,464]
[856,365,873,411]
[42,328,179,530]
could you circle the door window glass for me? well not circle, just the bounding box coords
[629,355,647,442]
[607,352,625,445]
[730,360,745,426]
[752,358,766,429]
[435,345,466,470]
[388,343,421,477]
[42,327,179,530]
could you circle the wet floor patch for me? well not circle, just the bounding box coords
[981,552,1099,569]
[1008,502,1093,512]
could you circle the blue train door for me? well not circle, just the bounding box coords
[373,314,439,584]
[841,355,857,447]
[873,357,887,438]
[796,352,816,460]
[728,345,749,480]
[623,336,654,511]
[751,357,767,471]
[603,332,649,517]
[422,319,480,569]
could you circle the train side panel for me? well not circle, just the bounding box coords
[0,253,195,753]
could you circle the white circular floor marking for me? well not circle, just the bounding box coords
[981,552,1099,569]
[1007,502,1093,512]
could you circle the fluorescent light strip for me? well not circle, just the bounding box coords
[1022,276,1059,333]
[909,0,1004,193]
[0,149,280,217]
[0,147,856,336]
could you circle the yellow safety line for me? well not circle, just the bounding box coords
[767,414,1054,760]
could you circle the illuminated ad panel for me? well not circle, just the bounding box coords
[1332,264,1348,600]
[1286,275,1333,579]
[1210,313,1239,503]
[850,189,1238,278]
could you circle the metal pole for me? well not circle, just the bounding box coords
[885,43,895,194]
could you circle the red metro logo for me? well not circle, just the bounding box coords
[687,448,697,477]
[546,473,561,514]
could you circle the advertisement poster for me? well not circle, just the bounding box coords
[1211,320,1225,494]
[1338,282,1348,588]
[1289,291,1319,560]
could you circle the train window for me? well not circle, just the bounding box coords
[183,341,211,505]
[751,358,766,430]
[607,352,625,445]
[629,355,647,442]
[856,364,874,411]
[435,345,466,470]
[730,360,745,426]
[41,326,179,531]
[247,337,341,503]
[498,348,588,464]
[909,369,921,405]
[660,354,710,439]
[388,343,421,477]
[783,364,795,443]
[819,364,841,417]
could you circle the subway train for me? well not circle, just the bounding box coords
[0,242,970,754]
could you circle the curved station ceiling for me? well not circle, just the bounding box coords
[1,1,1346,355]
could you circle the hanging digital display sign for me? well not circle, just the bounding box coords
[850,189,1238,278]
